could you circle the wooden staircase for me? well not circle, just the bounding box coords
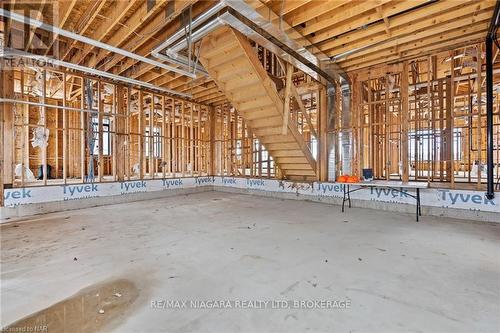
[199,27,317,181]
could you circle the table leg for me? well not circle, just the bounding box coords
[416,188,421,222]
[342,184,346,212]
[347,184,351,208]
[418,189,422,216]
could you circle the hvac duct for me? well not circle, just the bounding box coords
[152,0,348,85]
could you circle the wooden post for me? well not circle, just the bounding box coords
[97,83,103,182]
[112,85,117,181]
[80,78,85,182]
[318,86,328,181]
[197,106,202,175]
[282,63,293,134]
[427,57,432,184]
[209,106,215,176]
[476,43,482,189]
[148,93,154,178]
[116,86,126,181]
[62,73,68,183]
[162,96,166,179]
[401,62,409,182]
[172,100,177,176]
[385,75,390,180]
[445,78,453,182]
[181,101,185,177]
[449,52,455,187]
[20,69,25,187]
[126,87,131,181]
[138,90,144,179]
[41,70,48,185]
[353,77,362,176]
[190,103,194,176]
[168,98,173,177]
[0,60,15,205]
[438,79,444,181]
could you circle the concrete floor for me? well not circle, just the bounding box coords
[1,191,499,332]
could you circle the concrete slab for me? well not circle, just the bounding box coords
[1,191,499,332]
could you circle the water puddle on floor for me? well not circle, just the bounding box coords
[2,279,138,333]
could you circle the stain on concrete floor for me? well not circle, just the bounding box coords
[2,279,138,333]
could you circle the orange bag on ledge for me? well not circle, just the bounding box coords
[346,175,360,183]
[337,175,348,183]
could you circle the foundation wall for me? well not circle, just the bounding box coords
[2,177,499,223]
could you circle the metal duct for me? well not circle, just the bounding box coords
[340,83,352,175]
[327,83,337,181]
[151,0,349,85]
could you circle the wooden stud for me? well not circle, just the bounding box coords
[476,43,482,189]
[138,90,144,179]
[42,70,47,185]
[401,62,409,182]
[162,96,166,179]
[62,72,68,183]
[97,82,103,182]
[282,62,293,135]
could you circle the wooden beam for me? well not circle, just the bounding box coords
[318,86,327,181]
[97,82,103,182]
[24,0,47,52]
[340,24,488,69]
[323,9,492,56]
[314,0,476,46]
[95,1,196,73]
[282,62,293,135]
[62,72,67,183]
[299,0,392,36]
[116,85,126,180]
[285,0,350,27]
[44,0,78,56]
[41,70,47,185]
[476,43,482,189]
[0,59,15,205]
[67,1,135,65]
[61,0,107,60]
[138,90,144,179]
[343,30,487,72]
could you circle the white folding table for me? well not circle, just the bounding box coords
[341,181,429,222]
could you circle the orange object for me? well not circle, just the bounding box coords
[346,175,359,183]
[337,175,348,183]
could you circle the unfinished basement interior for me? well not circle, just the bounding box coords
[1,0,499,332]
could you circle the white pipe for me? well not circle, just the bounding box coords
[2,48,192,98]
[0,9,196,79]
[0,98,130,117]
[152,1,227,56]
[150,1,228,76]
